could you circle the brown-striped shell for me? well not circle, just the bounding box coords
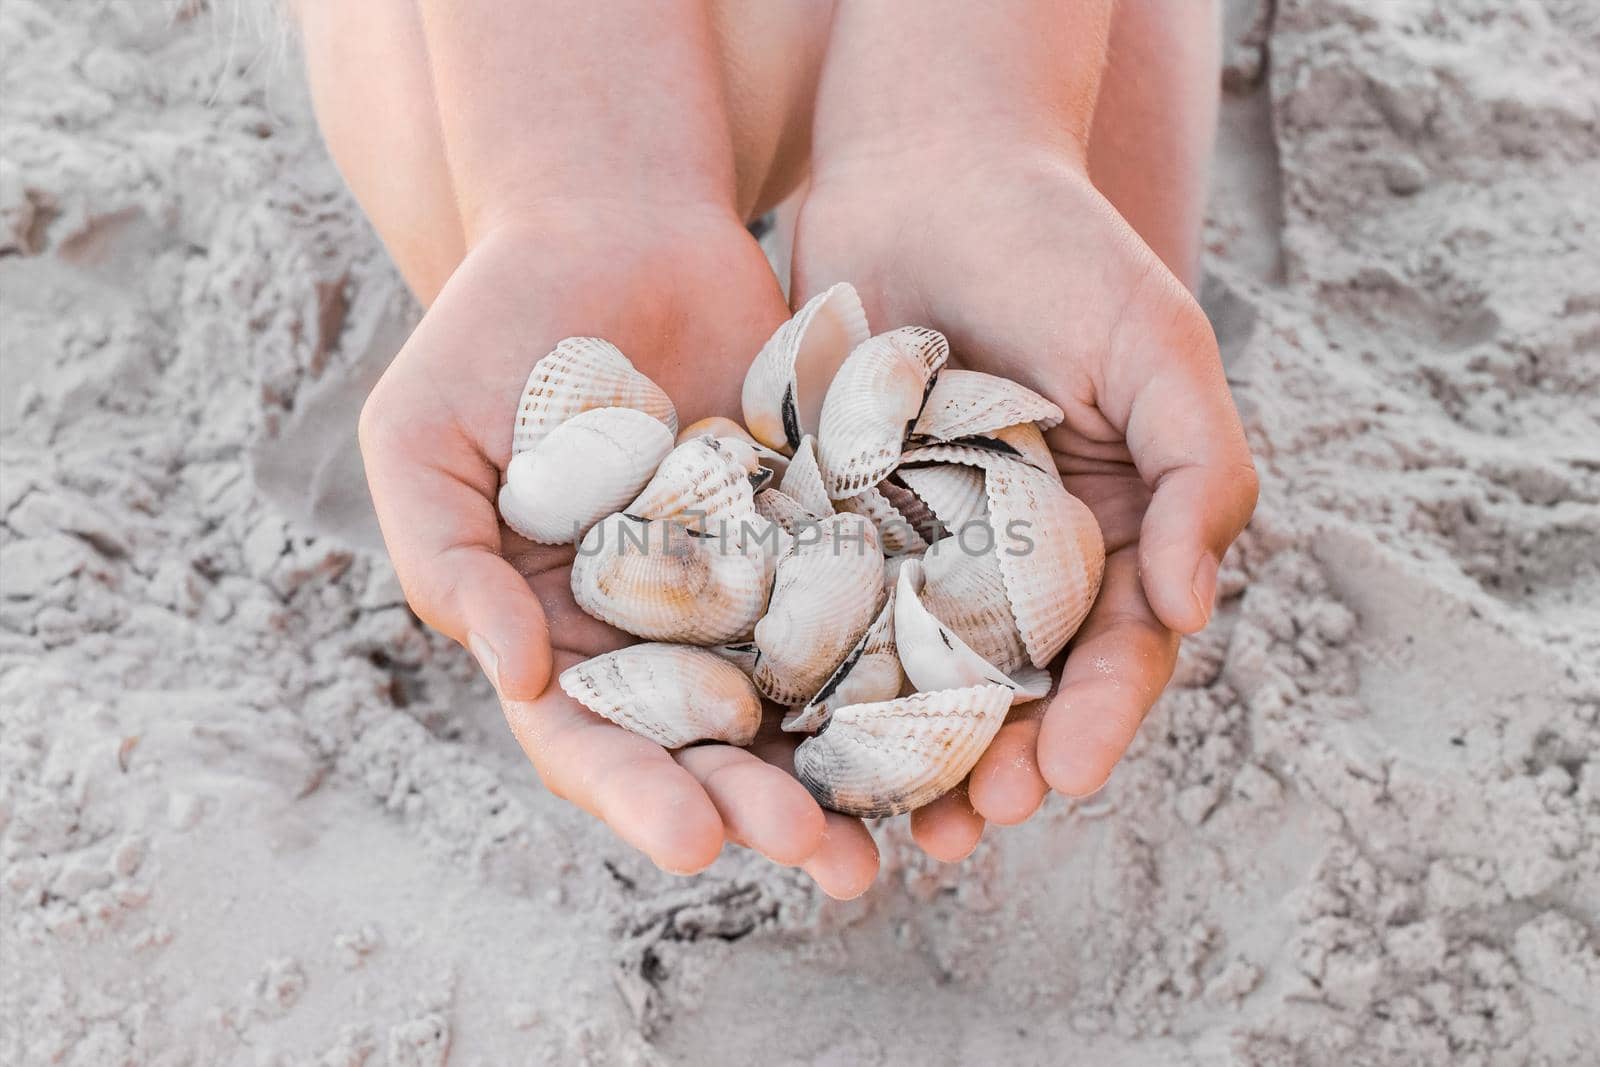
[816,327,948,499]
[512,338,677,454]
[559,643,762,748]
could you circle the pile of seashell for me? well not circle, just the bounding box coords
[499,284,1105,818]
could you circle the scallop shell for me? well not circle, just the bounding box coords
[894,558,1047,705]
[752,513,886,705]
[742,283,871,452]
[677,416,790,483]
[777,435,833,518]
[559,643,761,748]
[919,535,1030,675]
[793,684,1014,818]
[570,513,769,643]
[835,481,930,555]
[816,327,949,499]
[498,407,673,544]
[893,463,989,534]
[512,337,677,454]
[910,368,1064,441]
[783,592,901,733]
[983,458,1105,668]
[626,436,766,531]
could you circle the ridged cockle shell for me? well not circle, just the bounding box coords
[794,684,1014,817]
[895,558,1050,705]
[512,338,677,454]
[783,591,901,733]
[560,643,762,748]
[816,327,948,499]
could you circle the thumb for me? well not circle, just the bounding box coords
[359,394,552,700]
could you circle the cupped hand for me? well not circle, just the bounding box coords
[358,204,879,896]
[792,149,1259,859]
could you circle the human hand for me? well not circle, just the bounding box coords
[359,205,880,896]
[792,147,1259,858]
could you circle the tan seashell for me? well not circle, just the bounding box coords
[910,368,1064,442]
[627,436,768,530]
[709,641,761,677]
[754,487,816,534]
[919,535,1030,675]
[570,513,769,643]
[835,482,931,555]
[982,458,1105,668]
[512,337,677,454]
[742,283,871,452]
[793,684,1014,817]
[895,558,1047,705]
[777,435,834,518]
[559,643,761,748]
[893,463,989,534]
[677,416,790,483]
[752,513,886,704]
[816,327,949,499]
[498,407,674,545]
[987,421,1056,472]
[783,592,901,733]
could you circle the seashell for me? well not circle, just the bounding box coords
[559,643,761,748]
[983,421,1055,473]
[835,482,931,555]
[570,513,769,643]
[816,327,949,499]
[498,407,673,544]
[627,436,767,531]
[982,458,1105,668]
[910,368,1063,442]
[752,513,886,704]
[894,558,1047,705]
[777,435,833,518]
[742,283,871,452]
[677,416,790,483]
[709,641,761,677]
[793,684,1014,817]
[783,592,901,733]
[919,535,1030,675]
[899,439,1028,473]
[512,337,677,454]
[754,487,817,535]
[893,463,989,535]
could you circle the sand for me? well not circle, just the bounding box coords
[2,0,1598,1063]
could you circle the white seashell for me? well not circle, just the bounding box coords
[742,283,871,452]
[816,327,949,499]
[835,482,930,555]
[570,513,769,643]
[498,407,674,544]
[627,436,767,530]
[986,421,1056,472]
[559,643,761,748]
[919,535,1030,675]
[893,463,989,535]
[793,684,1014,817]
[895,558,1047,705]
[677,415,793,484]
[777,435,834,518]
[783,592,901,733]
[982,458,1105,668]
[752,513,886,704]
[512,337,677,454]
[755,487,817,535]
[910,368,1063,442]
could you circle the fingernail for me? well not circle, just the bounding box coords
[468,631,501,695]
[1191,553,1220,628]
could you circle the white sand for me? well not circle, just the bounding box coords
[3,1,1598,1063]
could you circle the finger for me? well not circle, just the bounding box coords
[752,732,880,899]
[502,674,725,875]
[360,398,552,700]
[967,717,1050,825]
[909,785,986,863]
[1036,547,1180,797]
[1104,294,1258,634]
[674,744,827,867]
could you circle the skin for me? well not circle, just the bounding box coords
[291,0,1254,894]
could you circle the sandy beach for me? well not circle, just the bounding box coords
[3,0,1598,1063]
